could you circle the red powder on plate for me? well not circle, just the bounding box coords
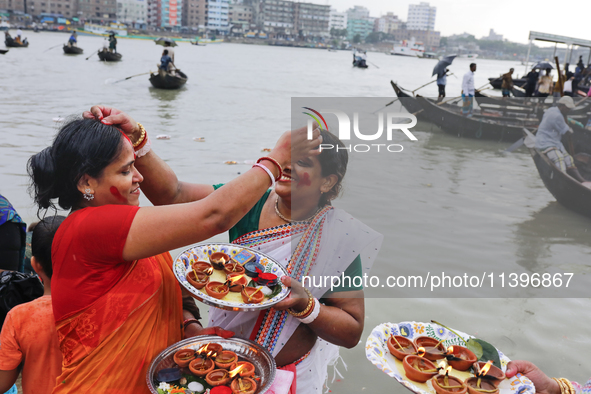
[210,386,232,394]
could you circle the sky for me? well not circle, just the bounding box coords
[328,0,591,46]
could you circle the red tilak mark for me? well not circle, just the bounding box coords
[110,186,127,202]
[297,172,311,186]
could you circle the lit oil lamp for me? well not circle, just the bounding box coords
[173,348,196,368]
[413,336,447,361]
[205,369,231,386]
[433,366,468,394]
[228,361,256,378]
[446,345,477,371]
[241,286,265,304]
[474,361,505,387]
[197,343,223,356]
[230,377,257,394]
[226,273,248,292]
[224,261,246,275]
[210,252,230,270]
[192,261,214,275]
[186,269,210,290]
[402,348,439,383]
[215,350,239,370]
[189,356,215,377]
[387,335,418,361]
[205,281,230,299]
[465,377,499,394]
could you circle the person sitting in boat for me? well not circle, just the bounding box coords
[352,51,367,67]
[158,49,175,76]
[163,41,174,63]
[535,96,587,183]
[108,33,117,53]
[15,28,23,44]
[68,31,77,47]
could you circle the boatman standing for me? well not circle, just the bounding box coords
[437,68,448,101]
[501,68,514,97]
[461,63,476,116]
[108,32,117,53]
[535,96,588,183]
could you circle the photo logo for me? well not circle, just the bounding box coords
[303,107,418,153]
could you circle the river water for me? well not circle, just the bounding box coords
[1,32,590,393]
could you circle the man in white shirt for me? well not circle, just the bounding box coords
[461,63,476,116]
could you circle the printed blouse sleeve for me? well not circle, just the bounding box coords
[572,378,591,394]
[0,312,22,370]
[75,205,140,263]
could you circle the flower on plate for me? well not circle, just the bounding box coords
[413,323,425,335]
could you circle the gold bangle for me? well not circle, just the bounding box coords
[560,378,575,394]
[287,288,313,317]
[133,123,147,148]
[553,378,575,394]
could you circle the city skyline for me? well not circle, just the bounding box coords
[328,0,591,46]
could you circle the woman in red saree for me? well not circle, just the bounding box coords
[27,108,321,393]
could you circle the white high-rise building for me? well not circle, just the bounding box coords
[329,8,347,30]
[407,2,436,31]
[117,0,147,25]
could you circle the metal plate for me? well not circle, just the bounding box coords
[174,243,290,312]
[365,321,535,394]
[147,336,276,394]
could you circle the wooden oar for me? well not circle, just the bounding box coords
[412,96,463,116]
[372,98,399,114]
[43,43,62,53]
[505,127,537,153]
[367,60,380,69]
[412,73,455,94]
[112,71,152,84]
[85,50,98,60]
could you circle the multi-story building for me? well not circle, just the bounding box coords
[182,0,228,32]
[0,0,78,18]
[294,1,328,38]
[78,0,117,21]
[117,0,147,26]
[482,28,503,41]
[407,1,435,30]
[148,0,181,28]
[346,5,371,41]
[374,12,401,35]
[328,7,346,31]
[205,0,229,31]
[181,0,204,30]
[228,3,252,32]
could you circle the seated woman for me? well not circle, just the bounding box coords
[506,360,590,394]
[86,106,383,393]
[29,108,322,393]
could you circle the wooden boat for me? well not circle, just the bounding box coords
[0,49,8,54]
[528,127,591,218]
[5,36,28,47]
[190,41,206,46]
[488,77,527,90]
[475,90,591,116]
[149,70,188,89]
[98,49,122,61]
[63,45,83,54]
[353,59,368,68]
[390,81,427,118]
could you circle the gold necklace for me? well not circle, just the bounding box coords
[274,197,322,223]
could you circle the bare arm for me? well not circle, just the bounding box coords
[0,369,19,393]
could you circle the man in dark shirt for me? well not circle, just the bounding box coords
[501,68,514,97]
[525,68,539,97]
[159,49,174,75]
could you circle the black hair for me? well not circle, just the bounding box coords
[28,118,125,214]
[163,49,168,55]
[469,63,476,68]
[31,215,66,278]
[318,130,348,206]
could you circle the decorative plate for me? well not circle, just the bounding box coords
[365,321,534,394]
[174,243,290,312]
[147,336,276,394]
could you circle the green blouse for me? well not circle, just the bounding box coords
[213,184,362,292]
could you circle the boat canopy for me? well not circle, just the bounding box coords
[524,31,591,74]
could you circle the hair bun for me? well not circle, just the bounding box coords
[28,147,58,209]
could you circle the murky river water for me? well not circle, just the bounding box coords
[1,32,590,393]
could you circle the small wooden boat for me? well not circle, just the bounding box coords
[475,90,591,116]
[5,36,28,47]
[390,81,428,119]
[149,70,188,89]
[0,49,8,54]
[528,127,591,218]
[488,77,527,90]
[190,41,206,46]
[98,49,122,61]
[63,45,83,54]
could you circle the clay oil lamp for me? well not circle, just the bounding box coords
[187,269,210,290]
[215,350,238,369]
[227,273,248,292]
[230,377,257,394]
[465,377,499,394]
[433,366,468,394]
[173,348,196,368]
[446,345,477,371]
[241,286,265,304]
[197,343,223,356]
[474,361,505,387]
[224,261,246,275]
[206,369,231,386]
[192,261,214,275]
[414,336,447,361]
[205,281,230,299]
[189,357,215,377]
[402,350,439,383]
[228,361,256,378]
[210,252,230,270]
[387,335,417,361]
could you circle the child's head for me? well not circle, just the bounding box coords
[31,215,66,279]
